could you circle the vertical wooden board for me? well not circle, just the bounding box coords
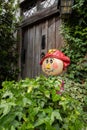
[26,28,30,78]
[17,28,22,80]
[21,29,28,78]
[41,21,48,53]
[40,21,48,75]
[55,18,64,49]
[26,27,34,78]
[33,24,42,77]
[32,26,36,78]
[47,17,56,50]
[45,21,48,52]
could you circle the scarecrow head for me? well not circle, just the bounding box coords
[40,49,70,76]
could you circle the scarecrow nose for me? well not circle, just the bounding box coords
[46,64,50,69]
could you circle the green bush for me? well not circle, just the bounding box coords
[0,76,86,130]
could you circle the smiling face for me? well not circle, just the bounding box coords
[42,58,63,76]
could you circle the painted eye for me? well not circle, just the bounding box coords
[50,59,53,63]
[46,59,49,63]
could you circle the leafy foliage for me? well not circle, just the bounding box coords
[63,76,87,108]
[60,0,87,123]
[0,0,19,86]
[0,76,86,130]
[61,0,87,82]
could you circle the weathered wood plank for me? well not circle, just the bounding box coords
[17,28,22,80]
[41,21,48,55]
[33,24,42,77]
[48,17,56,50]
[55,18,64,49]
[40,21,49,75]
[21,29,28,78]
[26,27,33,78]
[20,5,59,27]
[32,26,36,78]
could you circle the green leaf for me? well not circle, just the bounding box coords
[11,126,15,130]
[51,110,62,124]
[34,117,50,127]
[46,123,56,130]
[0,101,15,117]
[2,91,13,99]
[44,90,50,98]
[22,97,32,106]
[52,90,61,102]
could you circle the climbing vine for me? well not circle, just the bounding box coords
[61,0,87,83]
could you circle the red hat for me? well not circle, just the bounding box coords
[40,49,70,69]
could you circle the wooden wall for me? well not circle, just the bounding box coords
[21,16,64,78]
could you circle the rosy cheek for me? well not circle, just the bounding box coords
[53,63,58,69]
[43,64,46,69]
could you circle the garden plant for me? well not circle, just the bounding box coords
[0,76,87,130]
[0,0,87,129]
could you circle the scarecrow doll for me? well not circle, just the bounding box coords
[40,49,70,94]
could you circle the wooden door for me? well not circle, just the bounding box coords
[21,16,64,78]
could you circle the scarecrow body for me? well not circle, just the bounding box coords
[40,49,70,94]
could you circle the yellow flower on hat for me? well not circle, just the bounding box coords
[48,49,56,54]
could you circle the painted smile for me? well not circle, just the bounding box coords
[44,68,54,73]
